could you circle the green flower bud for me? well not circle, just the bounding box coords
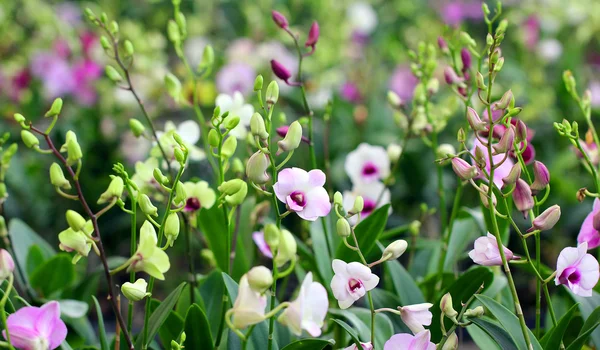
[124,40,134,56]
[198,45,214,73]
[121,278,150,302]
[475,72,486,90]
[218,179,245,195]
[153,168,169,186]
[276,121,302,155]
[138,193,158,217]
[167,20,181,43]
[0,184,6,200]
[247,266,273,293]
[225,181,247,206]
[409,220,421,236]
[336,218,351,237]
[440,293,458,318]
[460,32,476,48]
[352,196,364,213]
[224,116,240,130]
[275,229,297,266]
[387,143,402,163]
[165,73,182,102]
[333,191,343,206]
[231,158,244,174]
[98,176,124,204]
[175,12,187,37]
[129,119,145,137]
[100,36,111,51]
[164,213,180,247]
[387,91,402,108]
[495,19,508,36]
[436,144,456,165]
[105,65,123,83]
[250,113,269,140]
[173,181,187,206]
[457,128,466,143]
[84,8,95,21]
[66,210,86,232]
[441,332,458,350]
[13,113,26,125]
[563,70,577,96]
[266,81,279,105]
[221,136,237,159]
[486,33,494,47]
[45,98,63,118]
[246,151,270,184]
[381,240,408,261]
[254,75,264,91]
[208,129,219,148]
[264,224,280,251]
[463,306,485,318]
[174,147,185,164]
[65,136,83,166]
[109,21,119,35]
[0,216,7,238]
[100,12,108,24]
[58,227,91,262]
[21,130,39,149]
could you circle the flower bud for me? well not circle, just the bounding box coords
[466,107,487,132]
[173,181,187,206]
[333,191,343,206]
[387,91,403,108]
[387,144,402,163]
[198,45,214,73]
[442,332,458,350]
[66,138,83,166]
[124,40,134,56]
[208,129,219,148]
[14,113,26,126]
[58,228,90,262]
[0,217,6,238]
[105,65,123,82]
[0,249,15,281]
[219,179,245,195]
[50,162,71,189]
[165,73,182,102]
[271,10,288,29]
[461,48,472,71]
[121,278,150,302]
[271,60,292,84]
[167,20,180,43]
[305,21,319,48]
[254,75,263,91]
[457,128,466,143]
[563,70,576,95]
[45,98,63,118]
[436,144,456,164]
[529,205,560,232]
[66,210,86,232]
[153,168,169,186]
[336,218,351,237]
[264,224,280,251]
[224,116,240,130]
[100,36,111,51]
[463,306,485,318]
[21,130,39,149]
[440,293,458,318]
[479,183,497,209]
[531,161,550,194]
[513,179,534,218]
[514,119,527,143]
[246,151,270,184]
[275,229,297,266]
[493,126,515,154]
[496,19,508,36]
[352,196,364,214]
[250,113,269,140]
[427,78,439,95]
[139,193,158,216]
[502,163,521,189]
[475,72,487,90]
[221,136,237,159]
[128,119,145,137]
[382,240,408,261]
[225,181,247,206]
[164,213,180,247]
[266,81,279,105]
[437,36,449,53]
[451,158,479,180]
[98,176,124,204]
[247,266,273,293]
[444,67,463,85]
[495,90,514,110]
[277,121,302,155]
[474,146,486,167]
[460,31,476,48]
[232,158,244,174]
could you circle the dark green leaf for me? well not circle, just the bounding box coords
[384,255,425,305]
[198,206,229,273]
[566,321,600,350]
[443,211,481,271]
[568,290,600,348]
[331,318,362,349]
[540,303,578,350]
[91,296,109,350]
[335,205,390,262]
[26,245,46,276]
[309,217,333,289]
[184,304,214,349]
[329,308,393,349]
[9,219,55,289]
[468,317,517,350]
[149,299,184,348]
[280,339,334,350]
[467,323,502,350]
[200,270,225,341]
[176,284,205,317]
[30,254,75,297]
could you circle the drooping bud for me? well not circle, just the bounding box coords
[164,213,180,247]
[271,60,292,84]
[250,113,269,140]
[479,183,497,209]
[531,161,550,194]
[444,67,463,85]
[165,73,182,103]
[264,223,280,251]
[153,168,169,186]
[514,119,528,143]
[466,107,487,132]
[437,36,449,53]
[475,72,486,90]
[97,177,124,204]
[21,130,39,149]
[442,332,458,350]
[451,158,479,180]
[173,181,187,207]
[336,218,351,237]
[49,163,71,190]
[463,306,485,318]
[0,249,15,280]
[121,278,150,302]
[460,48,472,71]
[381,240,408,261]
[224,181,247,206]
[246,151,271,184]
[387,91,403,108]
[513,179,534,217]
[129,119,145,137]
[247,266,273,293]
[387,144,402,163]
[352,196,364,214]
[440,293,458,318]
[459,31,476,48]
[66,210,86,232]
[474,146,486,167]
[138,193,158,216]
[305,21,319,48]
[266,81,280,105]
[274,229,297,266]
[218,179,245,195]
[495,90,514,110]
[277,121,302,155]
[221,136,237,159]
[271,10,289,29]
[529,205,561,232]
[502,163,521,189]
[492,126,515,154]
[224,116,240,131]
[45,98,63,118]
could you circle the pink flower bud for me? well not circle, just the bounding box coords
[270,59,292,84]
[513,178,534,217]
[276,125,310,144]
[271,10,288,29]
[502,163,521,189]
[493,126,515,154]
[451,157,479,180]
[305,21,319,48]
[495,89,514,110]
[461,48,472,71]
[529,205,561,232]
[514,119,528,143]
[0,249,14,280]
[466,107,487,132]
[530,161,550,194]
[437,36,449,53]
[444,67,463,85]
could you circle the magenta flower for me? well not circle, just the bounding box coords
[388,66,419,101]
[216,62,256,97]
[345,143,391,184]
[71,60,103,106]
[305,21,320,49]
[4,301,67,350]
[276,125,310,144]
[252,231,273,258]
[331,259,379,309]
[578,199,600,249]
[273,168,331,221]
[555,242,600,297]
[468,233,518,266]
[340,82,362,103]
[439,1,483,27]
[471,138,515,188]
[384,330,436,350]
[271,59,292,84]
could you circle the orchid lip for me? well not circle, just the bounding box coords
[185,197,201,212]
[290,191,306,207]
[348,278,363,293]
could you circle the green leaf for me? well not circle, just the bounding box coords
[475,295,542,350]
[468,317,517,350]
[280,339,334,350]
[30,254,75,297]
[443,211,481,271]
[381,244,424,305]
[232,197,256,280]
[467,323,502,350]
[91,296,109,350]
[135,282,186,349]
[568,290,600,348]
[566,321,600,350]
[540,303,578,350]
[26,245,46,276]
[149,299,184,348]
[198,206,229,273]
[331,318,362,349]
[199,271,224,342]
[59,299,89,318]
[176,284,205,317]
[578,305,600,342]
[9,219,56,288]
[329,308,393,349]
[429,266,493,341]
[184,304,214,349]
[309,218,333,288]
[335,205,390,262]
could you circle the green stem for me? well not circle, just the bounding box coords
[0,274,14,350]
[266,259,278,350]
[350,226,376,345]
[127,186,137,334]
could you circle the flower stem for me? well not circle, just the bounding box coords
[0,274,14,350]
[126,186,137,334]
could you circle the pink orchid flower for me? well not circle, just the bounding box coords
[471,138,514,189]
[384,330,436,350]
[555,242,600,297]
[331,259,379,309]
[252,231,273,258]
[277,272,328,336]
[345,143,391,184]
[4,301,67,350]
[577,199,600,249]
[273,168,331,221]
[399,303,433,334]
[468,233,518,266]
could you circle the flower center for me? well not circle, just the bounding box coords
[362,199,377,216]
[559,266,581,285]
[362,162,378,176]
[568,269,581,284]
[348,278,363,292]
[290,191,306,207]
[185,197,201,212]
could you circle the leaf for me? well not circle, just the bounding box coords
[91,296,109,350]
[443,211,481,271]
[280,339,334,350]
[331,318,362,349]
[468,317,517,350]
[198,206,229,273]
[9,219,55,288]
[467,323,502,350]
[184,304,214,349]
[430,266,493,341]
[329,308,393,349]
[568,290,600,348]
[309,218,333,289]
[540,303,578,350]
[149,299,184,348]
[26,245,46,276]
[475,295,542,350]
[382,248,424,305]
[176,284,205,317]
[59,299,89,318]
[135,282,186,349]
[30,254,75,297]
[335,205,390,262]
[566,322,600,350]
[232,197,256,280]
[370,289,411,333]
[199,270,225,341]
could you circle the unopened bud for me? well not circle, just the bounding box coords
[45,98,63,118]
[461,48,472,71]
[305,21,320,48]
[129,119,145,137]
[441,293,458,318]
[464,306,485,318]
[124,40,134,56]
[479,183,497,209]
[502,163,521,189]
[460,32,476,48]
[138,193,158,216]
[563,70,577,96]
[515,119,528,143]
[442,332,458,350]
[173,181,187,207]
[247,266,273,293]
[167,20,180,43]
[232,158,244,174]
[250,113,269,140]
[466,107,487,132]
[444,67,463,85]
[531,161,550,194]
[277,121,302,155]
[275,229,297,266]
[336,218,351,238]
[21,130,39,149]
[264,224,280,251]
[381,240,408,261]
[530,205,561,232]
[495,90,514,110]
[224,116,240,131]
[266,80,280,105]
[493,126,515,154]
[436,144,456,164]
[476,72,486,90]
[208,129,219,148]
[221,136,237,159]
[0,217,6,238]
[121,279,150,302]
[451,158,479,180]
[66,210,86,232]
[98,176,124,204]
[164,213,180,247]
[387,144,402,163]
[218,179,245,195]
[165,73,182,102]
[514,179,534,217]
[246,151,270,184]
[333,192,343,206]
[49,163,70,189]
[352,196,364,213]
[254,75,263,91]
[224,181,247,206]
[437,36,449,53]
[271,10,288,29]
[387,91,402,108]
[271,60,292,84]
[105,65,123,82]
